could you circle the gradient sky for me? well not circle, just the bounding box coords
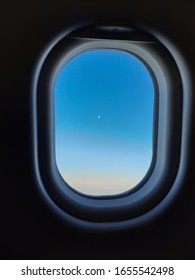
[54,49,154,196]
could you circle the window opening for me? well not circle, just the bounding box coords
[54,49,154,196]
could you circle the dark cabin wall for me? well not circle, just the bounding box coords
[0,0,195,259]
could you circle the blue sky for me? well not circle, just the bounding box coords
[54,49,154,196]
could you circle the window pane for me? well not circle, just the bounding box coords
[54,49,154,196]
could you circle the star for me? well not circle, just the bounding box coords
[97,115,101,119]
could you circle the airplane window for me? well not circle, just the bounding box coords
[54,49,154,196]
[34,24,187,228]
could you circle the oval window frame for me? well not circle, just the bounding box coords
[33,24,189,229]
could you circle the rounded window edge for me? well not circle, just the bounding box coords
[32,23,191,229]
